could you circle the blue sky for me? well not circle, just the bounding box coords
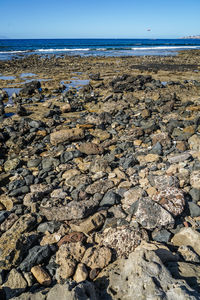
[0,0,200,39]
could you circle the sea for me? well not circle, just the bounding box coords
[1,38,200,60]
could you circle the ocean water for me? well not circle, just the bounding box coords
[0,39,200,60]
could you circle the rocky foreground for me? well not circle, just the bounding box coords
[0,51,200,299]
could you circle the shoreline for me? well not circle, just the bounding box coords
[0,49,200,299]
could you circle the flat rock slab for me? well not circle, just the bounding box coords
[40,198,99,221]
[50,128,85,145]
[95,249,199,300]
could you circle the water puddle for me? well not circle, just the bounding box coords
[20,73,37,78]
[61,79,90,91]
[0,75,16,80]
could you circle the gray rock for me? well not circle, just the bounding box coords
[150,141,163,155]
[19,245,52,272]
[152,228,172,243]
[189,188,200,203]
[0,211,9,225]
[9,185,30,197]
[37,221,61,233]
[134,197,175,230]
[188,202,200,217]
[27,158,41,168]
[100,190,121,207]
[40,198,99,221]
[95,249,199,300]
[2,268,27,299]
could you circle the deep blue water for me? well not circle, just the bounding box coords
[0,38,200,60]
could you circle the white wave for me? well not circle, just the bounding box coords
[131,46,200,50]
[0,50,29,54]
[37,48,90,52]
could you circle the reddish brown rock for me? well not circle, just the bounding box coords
[57,232,86,247]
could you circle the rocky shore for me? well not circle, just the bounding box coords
[0,50,200,299]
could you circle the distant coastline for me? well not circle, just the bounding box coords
[181,35,200,39]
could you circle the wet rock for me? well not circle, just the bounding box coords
[98,226,148,258]
[50,128,85,145]
[152,187,185,216]
[82,246,112,270]
[2,268,27,299]
[95,249,199,300]
[172,228,200,256]
[73,263,88,283]
[134,197,175,230]
[89,73,100,80]
[19,245,52,272]
[20,80,41,96]
[31,265,51,286]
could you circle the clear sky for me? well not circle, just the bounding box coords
[0,0,200,39]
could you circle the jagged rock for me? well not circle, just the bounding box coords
[73,263,88,283]
[95,249,199,299]
[97,226,148,258]
[134,197,175,230]
[190,171,200,189]
[0,214,38,270]
[82,246,112,269]
[172,227,200,256]
[178,245,200,263]
[152,175,179,190]
[19,245,52,272]
[121,187,145,213]
[2,268,27,299]
[188,134,200,151]
[152,187,185,216]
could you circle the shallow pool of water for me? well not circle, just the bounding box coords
[0,75,16,80]
[61,79,90,91]
[20,73,37,78]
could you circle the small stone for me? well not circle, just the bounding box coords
[167,152,191,164]
[152,228,171,243]
[55,257,76,282]
[0,195,14,211]
[56,242,86,263]
[31,265,51,286]
[188,134,200,151]
[190,171,200,189]
[137,154,159,164]
[4,158,21,172]
[121,187,145,213]
[73,263,88,283]
[82,246,112,270]
[188,202,200,217]
[58,232,86,247]
[50,128,85,145]
[100,190,121,207]
[61,103,71,113]
[69,211,106,234]
[152,187,185,216]
[40,232,61,246]
[152,175,179,190]
[79,142,104,155]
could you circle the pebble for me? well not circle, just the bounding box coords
[31,265,52,286]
